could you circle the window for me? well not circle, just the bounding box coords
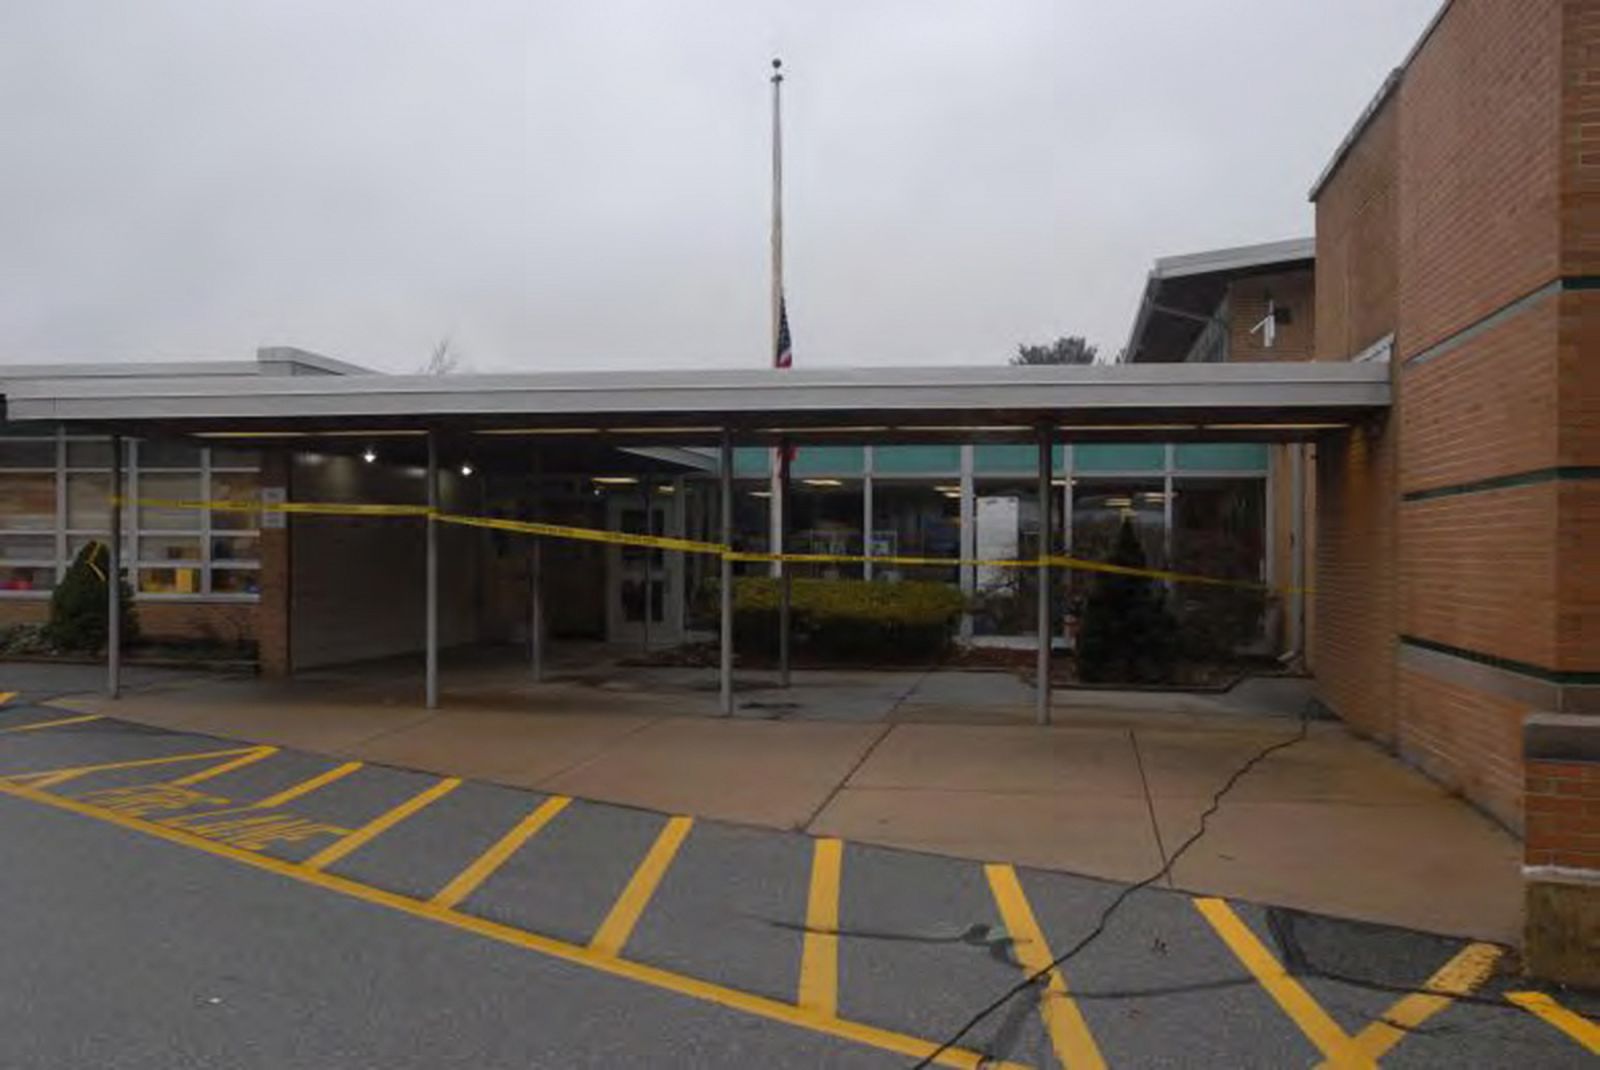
[790,478,863,579]
[969,478,1062,636]
[0,431,262,599]
[872,480,961,584]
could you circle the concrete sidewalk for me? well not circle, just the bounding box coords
[37,661,1523,944]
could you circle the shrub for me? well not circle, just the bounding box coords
[44,540,138,653]
[733,576,963,662]
[1076,518,1178,683]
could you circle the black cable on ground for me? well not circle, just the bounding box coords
[911,708,1312,1069]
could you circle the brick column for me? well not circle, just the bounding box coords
[256,449,291,677]
[1522,713,1600,986]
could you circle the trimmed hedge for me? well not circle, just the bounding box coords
[44,540,139,653]
[733,576,963,662]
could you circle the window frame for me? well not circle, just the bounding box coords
[0,429,262,602]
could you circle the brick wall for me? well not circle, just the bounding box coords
[1401,297,1560,491]
[1402,666,1528,827]
[1225,268,1317,362]
[0,597,258,643]
[1311,54,1402,745]
[1401,484,1560,669]
[257,449,289,675]
[1316,90,1399,360]
[288,453,484,671]
[1525,755,1600,869]
[1313,422,1399,742]
[1397,0,1562,355]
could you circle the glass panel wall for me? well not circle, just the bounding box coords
[871,481,959,583]
[0,430,262,600]
[790,477,864,579]
[730,479,772,577]
[970,478,1061,637]
[1070,479,1167,567]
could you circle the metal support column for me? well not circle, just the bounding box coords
[530,450,545,683]
[862,446,874,582]
[719,431,734,716]
[1036,426,1052,725]
[777,438,791,689]
[425,431,439,709]
[958,444,975,644]
[642,478,653,654]
[106,434,122,699]
[1289,443,1305,656]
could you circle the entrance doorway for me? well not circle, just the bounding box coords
[605,489,684,646]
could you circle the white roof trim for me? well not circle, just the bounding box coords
[2,362,1390,431]
[1151,237,1315,281]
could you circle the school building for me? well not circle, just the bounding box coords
[0,0,1596,981]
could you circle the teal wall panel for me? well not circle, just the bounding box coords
[1072,443,1165,472]
[1174,443,1269,471]
[874,445,961,474]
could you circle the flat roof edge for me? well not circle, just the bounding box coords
[1151,237,1315,281]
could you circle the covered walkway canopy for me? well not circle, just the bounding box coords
[3,360,1388,444]
[0,357,1391,724]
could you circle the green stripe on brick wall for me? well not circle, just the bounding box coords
[1401,467,1600,503]
[1400,635,1600,686]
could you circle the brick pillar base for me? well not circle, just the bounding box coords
[1522,713,1600,986]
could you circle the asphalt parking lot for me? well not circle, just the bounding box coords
[0,690,1594,1068]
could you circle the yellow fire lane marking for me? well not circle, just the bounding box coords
[430,795,572,910]
[1194,897,1377,1068]
[303,777,462,872]
[0,745,268,790]
[0,714,104,735]
[1506,991,1600,1053]
[252,762,364,809]
[589,815,693,958]
[798,837,843,1019]
[986,863,1107,1070]
[169,746,278,787]
[0,776,1013,1070]
[1317,941,1503,1065]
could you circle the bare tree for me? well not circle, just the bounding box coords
[419,336,462,375]
[1011,335,1099,366]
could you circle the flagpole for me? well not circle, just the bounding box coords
[769,57,791,689]
[769,58,785,581]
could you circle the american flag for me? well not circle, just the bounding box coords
[774,294,793,369]
[774,294,796,468]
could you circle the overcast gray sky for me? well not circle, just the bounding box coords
[1,1,1440,373]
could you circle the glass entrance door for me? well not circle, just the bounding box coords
[605,493,682,647]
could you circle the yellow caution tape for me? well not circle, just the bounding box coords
[436,512,726,556]
[110,497,1310,594]
[119,497,428,518]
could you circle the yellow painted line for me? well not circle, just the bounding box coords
[252,762,364,809]
[430,795,572,910]
[798,837,843,1019]
[1194,897,1375,1068]
[0,713,104,734]
[0,745,267,788]
[589,815,693,958]
[303,777,461,872]
[0,776,1012,1070]
[986,863,1107,1070]
[1507,991,1600,1053]
[1322,942,1502,1064]
[168,746,278,787]
[0,691,17,705]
